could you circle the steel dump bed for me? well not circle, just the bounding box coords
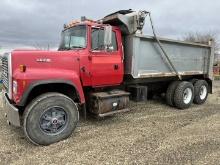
[103,10,214,81]
[124,34,214,80]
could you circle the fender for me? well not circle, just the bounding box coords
[13,68,85,106]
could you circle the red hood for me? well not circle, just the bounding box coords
[10,49,85,104]
[11,50,81,78]
[12,49,79,68]
[13,49,43,51]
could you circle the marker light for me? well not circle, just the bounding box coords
[19,65,26,72]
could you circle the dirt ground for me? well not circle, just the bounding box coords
[0,82,220,165]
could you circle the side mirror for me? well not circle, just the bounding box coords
[104,25,113,51]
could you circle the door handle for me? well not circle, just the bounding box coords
[114,64,119,70]
[81,66,92,77]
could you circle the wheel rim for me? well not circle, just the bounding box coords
[200,85,207,100]
[40,106,67,135]
[183,88,193,104]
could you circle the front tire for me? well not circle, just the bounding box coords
[174,81,194,109]
[23,92,79,146]
[193,80,209,104]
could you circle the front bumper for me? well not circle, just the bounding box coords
[2,92,21,127]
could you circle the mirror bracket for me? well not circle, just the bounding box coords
[104,25,113,51]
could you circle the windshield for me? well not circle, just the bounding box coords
[59,25,87,50]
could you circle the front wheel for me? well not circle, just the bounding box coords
[23,93,79,146]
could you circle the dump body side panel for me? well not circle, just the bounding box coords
[124,34,213,79]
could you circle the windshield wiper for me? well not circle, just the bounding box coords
[58,47,67,51]
[58,46,85,51]
[70,46,85,49]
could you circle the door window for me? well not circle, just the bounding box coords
[91,28,118,51]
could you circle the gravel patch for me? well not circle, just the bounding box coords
[0,82,219,164]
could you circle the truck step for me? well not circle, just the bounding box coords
[98,108,130,118]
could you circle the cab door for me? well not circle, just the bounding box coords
[89,27,123,87]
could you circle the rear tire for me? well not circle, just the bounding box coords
[23,92,79,146]
[193,80,209,104]
[166,81,181,107]
[174,81,194,109]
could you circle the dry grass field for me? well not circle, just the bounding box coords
[0,82,219,165]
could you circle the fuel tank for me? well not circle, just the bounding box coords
[89,90,130,116]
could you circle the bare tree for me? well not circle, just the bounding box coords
[183,32,220,65]
[183,32,219,51]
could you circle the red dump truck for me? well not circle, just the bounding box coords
[2,10,214,145]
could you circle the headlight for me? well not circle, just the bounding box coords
[13,80,18,94]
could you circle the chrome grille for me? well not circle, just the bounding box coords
[2,55,9,91]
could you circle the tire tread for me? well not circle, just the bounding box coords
[22,92,79,146]
[193,80,209,104]
[174,81,194,109]
[166,81,180,107]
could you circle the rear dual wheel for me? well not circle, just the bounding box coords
[193,80,209,104]
[173,81,194,109]
[166,81,181,106]
[166,81,194,109]
[166,80,209,109]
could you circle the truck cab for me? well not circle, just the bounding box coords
[59,22,124,87]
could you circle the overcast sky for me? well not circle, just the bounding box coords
[0,0,219,52]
